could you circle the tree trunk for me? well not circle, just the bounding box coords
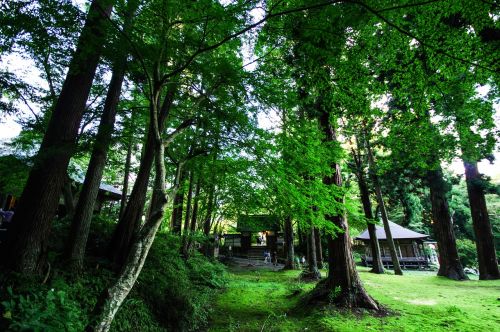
[170,169,186,234]
[0,0,114,274]
[190,178,201,233]
[183,171,194,235]
[119,141,133,220]
[308,111,379,310]
[181,171,194,256]
[297,222,306,255]
[463,162,499,280]
[86,102,173,331]
[62,175,75,218]
[356,165,384,274]
[427,169,468,280]
[65,32,132,268]
[108,84,177,266]
[283,216,295,269]
[302,226,321,280]
[186,176,201,252]
[202,182,215,257]
[366,137,403,275]
[314,227,323,269]
[203,183,215,237]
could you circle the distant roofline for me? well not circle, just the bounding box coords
[355,221,429,240]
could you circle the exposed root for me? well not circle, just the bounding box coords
[438,266,469,281]
[299,270,322,281]
[302,278,383,313]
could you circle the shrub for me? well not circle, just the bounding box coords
[127,234,228,331]
[0,232,228,332]
[1,287,84,332]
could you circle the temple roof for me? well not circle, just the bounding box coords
[355,221,429,240]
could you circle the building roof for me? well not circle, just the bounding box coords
[98,183,122,196]
[237,215,280,232]
[355,221,429,240]
[73,177,122,200]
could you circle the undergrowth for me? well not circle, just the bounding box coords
[0,217,227,331]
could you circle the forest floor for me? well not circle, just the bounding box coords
[208,260,500,331]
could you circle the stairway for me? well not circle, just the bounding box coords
[246,246,268,260]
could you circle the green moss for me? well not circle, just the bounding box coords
[209,267,500,331]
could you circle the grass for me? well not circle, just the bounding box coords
[208,266,500,331]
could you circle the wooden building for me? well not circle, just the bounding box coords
[355,221,432,269]
[58,179,122,216]
[223,215,284,260]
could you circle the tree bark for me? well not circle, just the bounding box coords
[283,216,295,269]
[202,181,215,257]
[62,175,75,218]
[308,111,379,310]
[463,161,499,280]
[297,221,306,255]
[427,168,468,280]
[119,141,133,220]
[203,183,215,237]
[86,100,174,331]
[355,156,384,274]
[190,178,201,232]
[314,227,323,269]
[1,0,114,274]
[186,176,201,252]
[170,169,186,234]
[108,84,177,266]
[302,226,321,280]
[366,137,403,275]
[65,24,134,268]
[183,171,194,235]
[181,171,194,256]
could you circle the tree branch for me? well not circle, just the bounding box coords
[355,1,498,73]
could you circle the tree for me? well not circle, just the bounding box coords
[65,0,140,270]
[311,110,379,309]
[436,78,499,280]
[1,0,114,274]
[365,129,403,275]
[350,142,384,274]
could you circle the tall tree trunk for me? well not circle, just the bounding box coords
[203,183,215,237]
[181,171,194,256]
[183,171,194,235]
[297,222,306,255]
[65,21,134,267]
[314,227,323,269]
[357,169,384,274]
[283,216,295,269]
[427,169,468,280]
[1,0,114,274]
[186,176,201,252]
[202,182,215,257]
[309,111,379,310]
[463,162,499,280]
[119,141,133,219]
[366,137,403,275]
[302,227,321,280]
[62,175,75,218]
[86,100,174,331]
[108,84,177,266]
[170,169,186,234]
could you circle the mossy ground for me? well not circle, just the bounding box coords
[208,266,500,331]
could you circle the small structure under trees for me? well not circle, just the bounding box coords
[356,221,435,269]
[223,215,284,260]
